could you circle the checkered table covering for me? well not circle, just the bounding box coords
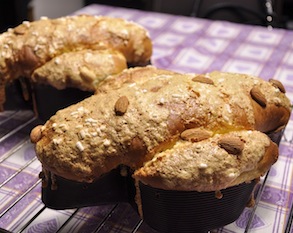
[1,4,293,233]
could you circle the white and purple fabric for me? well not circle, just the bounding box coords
[0,4,293,233]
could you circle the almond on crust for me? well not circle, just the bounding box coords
[31,49,127,91]
[134,130,278,191]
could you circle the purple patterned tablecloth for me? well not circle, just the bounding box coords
[1,4,293,233]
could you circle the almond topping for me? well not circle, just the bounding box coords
[19,45,39,68]
[218,136,244,155]
[80,66,96,82]
[192,75,214,85]
[115,96,129,116]
[13,25,27,35]
[150,86,161,92]
[30,125,43,143]
[250,87,267,107]
[269,79,286,93]
[180,128,212,142]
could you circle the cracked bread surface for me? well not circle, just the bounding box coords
[0,15,152,82]
[31,49,127,91]
[31,66,291,190]
[0,15,152,109]
[134,130,278,191]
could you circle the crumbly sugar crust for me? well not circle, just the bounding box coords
[31,66,291,191]
[0,15,152,108]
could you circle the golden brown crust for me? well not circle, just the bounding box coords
[31,67,291,189]
[31,49,127,91]
[251,100,290,133]
[0,15,152,83]
[134,131,278,191]
[0,15,152,111]
[30,125,43,143]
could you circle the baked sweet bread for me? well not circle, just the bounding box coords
[30,66,291,192]
[31,49,127,91]
[134,130,278,191]
[0,15,152,108]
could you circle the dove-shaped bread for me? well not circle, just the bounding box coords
[30,66,291,191]
[0,15,152,108]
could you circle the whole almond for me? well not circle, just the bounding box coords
[115,96,129,116]
[19,45,39,68]
[30,125,43,143]
[218,136,244,155]
[180,128,212,142]
[80,66,96,82]
[14,25,27,35]
[269,79,286,93]
[192,75,214,85]
[250,87,267,107]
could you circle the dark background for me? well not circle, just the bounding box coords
[83,0,293,28]
[1,0,293,32]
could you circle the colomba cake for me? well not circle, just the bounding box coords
[30,66,291,187]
